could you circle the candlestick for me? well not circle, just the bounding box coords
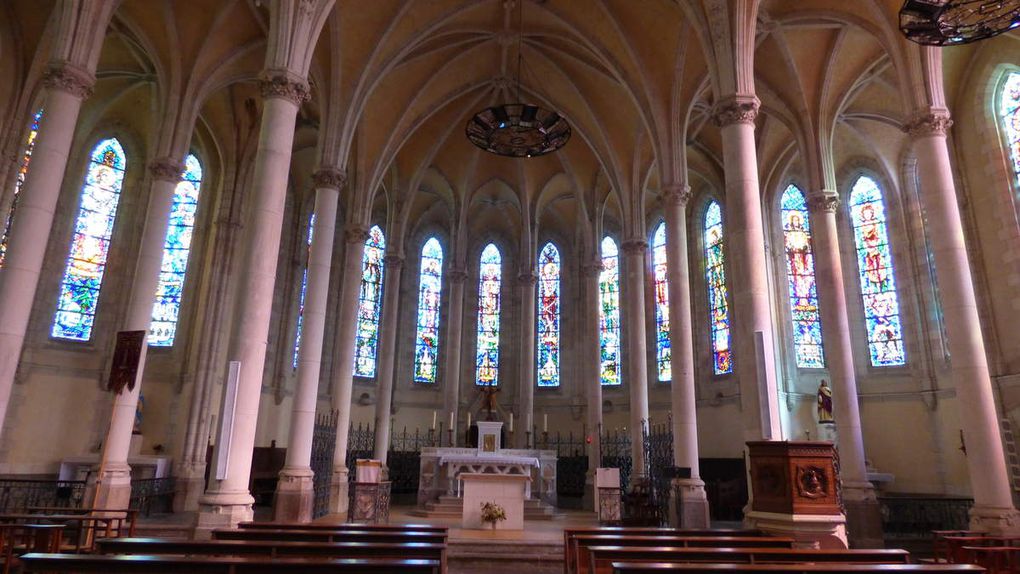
[543,414,548,432]
[432,410,436,430]
[509,412,514,432]
[467,412,471,427]
[449,411,454,429]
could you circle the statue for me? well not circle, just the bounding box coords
[817,380,834,425]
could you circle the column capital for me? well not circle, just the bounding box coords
[343,225,370,244]
[806,190,841,213]
[517,272,538,285]
[661,184,692,206]
[580,261,603,278]
[710,95,760,128]
[447,267,468,283]
[903,109,953,138]
[259,69,311,105]
[312,167,346,191]
[383,254,404,269]
[43,62,95,100]
[621,239,648,255]
[148,157,186,182]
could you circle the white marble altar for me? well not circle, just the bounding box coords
[418,446,558,508]
[461,473,528,530]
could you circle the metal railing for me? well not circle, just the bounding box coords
[129,477,176,517]
[879,494,973,539]
[0,478,86,512]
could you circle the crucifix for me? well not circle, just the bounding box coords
[480,386,501,421]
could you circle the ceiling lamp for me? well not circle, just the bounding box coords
[466,1,570,157]
[899,0,1020,46]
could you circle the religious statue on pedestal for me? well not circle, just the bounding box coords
[817,380,834,424]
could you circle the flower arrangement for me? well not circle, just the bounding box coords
[480,501,507,529]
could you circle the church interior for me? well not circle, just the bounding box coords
[1,0,1020,572]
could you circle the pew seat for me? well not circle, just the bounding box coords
[586,547,911,574]
[608,563,984,574]
[20,552,441,573]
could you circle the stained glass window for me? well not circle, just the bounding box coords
[475,243,502,386]
[354,225,385,378]
[0,109,42,268]
[599,236,621,386]
[652,223,671,382]
[849,176,906,366]
[780,185,825,368]
[1000,72,1020,190]
[148,154,202,347]
[413,237,443,384]
[51,138,127,341]
[537,242,561,387]
[292,213,315,368]
[704,201,732,375]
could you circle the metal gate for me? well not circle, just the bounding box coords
[310,411,338,518]
[544,431,588,509]
[599,426,633,489]
[643,419,674,526]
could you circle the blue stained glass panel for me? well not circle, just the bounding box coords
[52,138,126,341]
[599,237,621,386]
[292,213,315,368]
[652,223,671,382]
[849,176,906,366]
[413,238,443,383]
[1,109,43,267]
[354,225,386,378]
[704,201,732,375]
[780,185,825,368]
[537,242,561,387]
[475,243,502,386]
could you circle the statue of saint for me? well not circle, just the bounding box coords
[817,380,834,425]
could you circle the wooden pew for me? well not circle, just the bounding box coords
[212,528,446,545]
[573,535,796,574]
[587,547,911,574]
[564,528,766,574]
[608,564,984,574]
[0,513,132,553]
[20,553,442,573]
[238,521,447,533]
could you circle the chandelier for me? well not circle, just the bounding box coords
[899,0,1020,46]
[466,1,570,157]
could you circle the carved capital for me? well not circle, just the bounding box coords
[259,70,311,105]
[383,254,404,269]
[580,262,603,278]
[43,62,95,100]
[661,184,692,206]
[447,267,468,283]
[806,190,840,213]
[148,158,186,182]
[344,225,370,244]
[517,272,538,286]
[312,167,346,191]
[903,109,953,137]
[621,239,648,255]
[711,95,760,127]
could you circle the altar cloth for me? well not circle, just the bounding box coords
[439,454,539,467]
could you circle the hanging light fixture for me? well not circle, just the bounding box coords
[899,0,1020,46]
[466,1,570,157]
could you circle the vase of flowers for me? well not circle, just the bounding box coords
[480,501,507,530]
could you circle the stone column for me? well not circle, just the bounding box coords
[273,168,343,522]
[442,267,468,443]
[581,260,603,509]
[373,254,404,465]
[196,72,308,533]
[518,272,537,448]
[712,96,781,441]
[0,63,94,434]
[328,225,369,517]
[807,190,883,545]
[908,110,1020,532]
[662,184,710,527]
[621,239,650,474]
[93,158,185,511]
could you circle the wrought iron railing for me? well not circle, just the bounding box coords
[643,419,674,526]
[311,411,338,518]
[129,477,176,516]
[599,426,633,490]
[0,478,86,512]
[878,494,974,539]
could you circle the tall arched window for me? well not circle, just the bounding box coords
[848,175,906,366]
[704,201,732,375]
[354,225,386,378]
[0,108,42,267]
[475,243,502,386]
[413,237,443,384]
[149,153,203,347]
[780,185,824,368]
[652,222,671,382]
[537,242,561,387]
[999,71,1020,189]
[599,236,621,386]
[52,138,127,341]
[292,213,315,368]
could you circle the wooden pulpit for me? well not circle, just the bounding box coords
[747,440,842,516]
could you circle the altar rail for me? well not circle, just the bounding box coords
[878,494,973,539]
[0,477,86,511]
[129,476,176,516]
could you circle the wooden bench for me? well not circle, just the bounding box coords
[608,563,985,574]
[211,528,446,545]
[587,548,911,574]
[20,553,441,573]
[0,512,134,552]
[574,536,796,574]
[564,528,766,574]
[238,521,447,533]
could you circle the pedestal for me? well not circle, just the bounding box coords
[461,473,528,530]
[671,477,711,529]
[273,468,314,522]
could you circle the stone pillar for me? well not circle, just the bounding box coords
[908,110,1020,532]
[621,239,650,474]
[581,260,603,510]
[443,267,468,443]
[196,72,308,533]
[662,184,710,527]
[518,272,537,448]
[93,158,185,511]
[712,95,781,441]
[807,190,883,546]
[273,168,342,522]
[373,254,404,465]
[0,63,94,434]
[328,225,369,517]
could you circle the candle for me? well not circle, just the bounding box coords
[432,411,436,430]
[449,412,454,429]
[509,413,514,432]
[467,413,471,427]
[543,414,548,432]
